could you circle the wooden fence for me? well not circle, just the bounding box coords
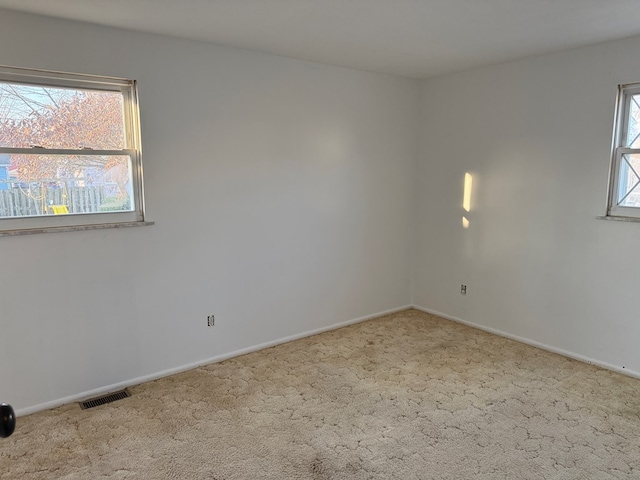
[0,186,109,217]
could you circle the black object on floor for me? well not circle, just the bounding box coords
[1,403,15,438]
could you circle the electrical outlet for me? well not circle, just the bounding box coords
[460,284,467,295]
[207,315,215,327]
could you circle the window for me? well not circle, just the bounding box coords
[607,82,640,218]
[0,65,145,233]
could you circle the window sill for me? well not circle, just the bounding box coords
[596,215,640,223]
[0,220,155,237]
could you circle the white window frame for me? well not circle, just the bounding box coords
[606,82,640,219]
[0,65,146,234]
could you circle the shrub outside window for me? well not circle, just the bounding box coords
[0,65,145,232]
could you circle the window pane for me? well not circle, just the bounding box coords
[0,153,133,218]
[617,153,640,207]
[626,95,640,148]
[0,83,125,149]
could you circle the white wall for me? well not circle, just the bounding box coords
[414,35,640,375]
[0,10,419,414]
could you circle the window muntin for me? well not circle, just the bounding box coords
[0,65,144,231]
[608,84,640,217]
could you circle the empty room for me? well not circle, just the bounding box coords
[1,1,640,478]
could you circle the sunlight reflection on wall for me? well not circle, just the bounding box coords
[462,172,472,229]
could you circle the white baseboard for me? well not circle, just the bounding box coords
[411,304,640,381]
[16,304,412,417]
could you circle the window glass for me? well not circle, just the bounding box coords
[626,96,640,147]
[0,83,125,150]
[0,153,133,218]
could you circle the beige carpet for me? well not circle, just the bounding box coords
[2,309,640,479]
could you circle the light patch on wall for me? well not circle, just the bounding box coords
[318,126,350,165]
[462,172,473,229]
[463,172,473,212]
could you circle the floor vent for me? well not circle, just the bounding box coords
[80,389,130,410]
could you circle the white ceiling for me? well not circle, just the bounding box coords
[1,0,640,79]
